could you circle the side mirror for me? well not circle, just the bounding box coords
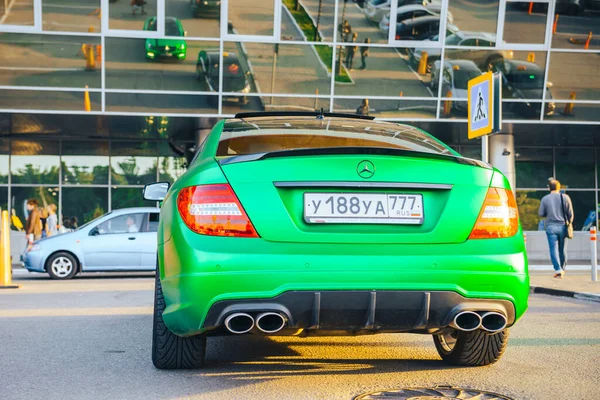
[89,227,99,236]
[143,182,170,201]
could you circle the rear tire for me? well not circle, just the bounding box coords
[433,328,509,366]
[152,269,207,369]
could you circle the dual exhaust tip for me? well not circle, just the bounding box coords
[450,311,507,333]
[224,312,287,334]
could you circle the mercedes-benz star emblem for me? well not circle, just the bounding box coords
[357,160,375,179]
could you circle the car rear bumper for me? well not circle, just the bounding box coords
[159,226,529,337]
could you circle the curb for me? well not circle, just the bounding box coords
[530,286,600,303]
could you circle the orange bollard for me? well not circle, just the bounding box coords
[84,85,91,112]
[563,91,576,116]
[527,52,535,63]
[417,52,428,75]
[95,45,102,63]
[85,44,96,70]
[88,26,95,33]
[584,32,592,50]
[314,88,319,110]
[399,91,403,97]
[443,90,452,117]
[552,14,559,34]
[528,2,533,14]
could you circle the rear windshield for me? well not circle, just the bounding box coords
[217,118,455,158]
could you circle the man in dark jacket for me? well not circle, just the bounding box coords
[356,99,369,116]
[345,32,358,70]
[25,199,42,244]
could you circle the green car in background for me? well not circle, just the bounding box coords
[144,17,187,60]
[144,112,529,370]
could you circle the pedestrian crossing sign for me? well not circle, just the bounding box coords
[468,71,501,139]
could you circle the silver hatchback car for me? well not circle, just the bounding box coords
[22,207,159,279]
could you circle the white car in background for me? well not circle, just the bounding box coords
[430,60,483,112]
[364,0,422,23]
[379,4,454,35]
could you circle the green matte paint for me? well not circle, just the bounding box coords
[156,118,529,337]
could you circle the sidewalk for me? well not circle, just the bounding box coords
[530,270,600,302]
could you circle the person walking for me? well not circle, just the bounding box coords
[46,204,58,237]
[25,199,42,245]
[345,32,358,70]
[356,99,369,116]
[538,179,574,278]
[359,38,370,70]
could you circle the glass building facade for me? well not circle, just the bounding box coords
[1,0,599,230]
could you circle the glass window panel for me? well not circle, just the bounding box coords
[0,187,7,214]
[516,189,594,231]
[555,147,594,189]
[503,2,548,44]
[0,33,101,88]
[551,4,599,50]
[459,146,481,160]
[503,101,542,121]
[281,0,334,42]
[112,187,153,209]
[170,0,220,38]
[42,0,101,32]
[62,141,109,185]
[11,140,59,184]
[105,92,218,114]
[515,147,552,188]
[439,99,466,119]
[222,95,329,115]
[448,0,498,37]
[228,0,274,37]
[106,38,219,91]
[0,138,8,184]
[109,0,157,31]
[515,190,545,231]
[96,212,145,234]
[565,191,595,231]
[547,52,600,102]
[158,141,189,181]
[0,89,101,111]
[334,46,436,98]
[111,141,158,185]
[61,187,108,225]
[333,98,436,119]
[0,0,34,26]
[10,186,59,230]
[549,103,600,123]
[224,42,331,96]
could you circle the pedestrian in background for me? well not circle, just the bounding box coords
[359,38,370,70]
[40,207,48,239]
[46,204,58,237]
[338,20,351,42]
[345,32,358,70]
[356,99,369,116]
[131,0,146,15]
[60,218,72,234]
[25,199,42,244]
[71,216,79,230]
[538,178,574,278]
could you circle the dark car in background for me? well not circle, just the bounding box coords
[431,60,483,113]
[394,16,442,40]
[492,60,556,118]
[196,51,251,105]
[144,17,187,60]
[191,0,221,18]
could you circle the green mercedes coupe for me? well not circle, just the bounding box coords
[144,17,187,60]
[144,112,528,370]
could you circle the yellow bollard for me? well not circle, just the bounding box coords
[88,26,95,33]
[527,52,535,63]
[84,85,91,112]
[443,90,452,117]
[85,44,96,71]
[0,210,19,289]
[563,91,576,116]
[417,52,428,75]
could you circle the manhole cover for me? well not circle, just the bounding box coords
[354,386,513,400]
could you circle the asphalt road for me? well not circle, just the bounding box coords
[1,273,599,399]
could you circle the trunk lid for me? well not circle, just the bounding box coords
[220,153,492,244]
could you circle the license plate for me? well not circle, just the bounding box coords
[304,192,424,224]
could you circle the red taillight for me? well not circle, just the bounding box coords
[469,188,519,239]
[177,184,259,238]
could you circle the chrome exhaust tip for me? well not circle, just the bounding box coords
[450,311,482,332]
[224,313,255,334]
[255,312,287,334]
[480,312,508,333]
